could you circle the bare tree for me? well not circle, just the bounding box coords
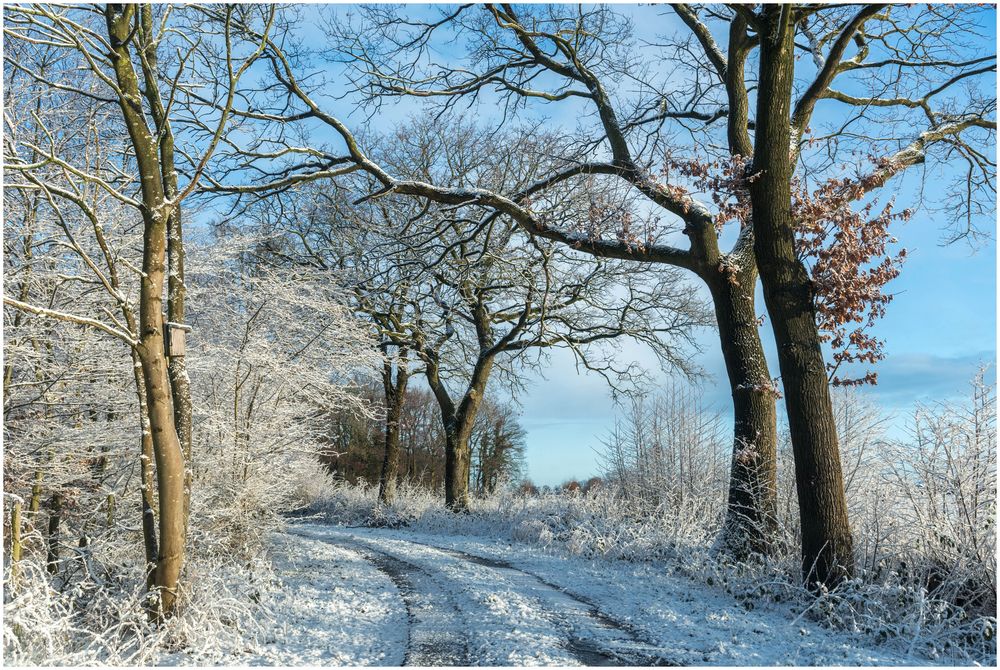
[201,4,782,557]
[3,3,271,616]
[233,115,707,511]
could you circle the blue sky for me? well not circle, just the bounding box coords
[277,5,996,485]
[518,231,995,486]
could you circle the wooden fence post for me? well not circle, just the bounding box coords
[10,501,23,586]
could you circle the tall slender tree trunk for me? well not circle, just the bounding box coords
[161,109,193,534]
[378,352,409,505]
[131,351,159,590]
[134,332,186,614]
[9,501,23,586]
[707,267,779,557]
[45,492,64,574]
[749,5,855,588]
[138,5,193,531]
[106,4,187,616]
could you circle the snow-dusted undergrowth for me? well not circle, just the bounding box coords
[3,530,281,665]
[5,378,994,666]
[3,453,340,665]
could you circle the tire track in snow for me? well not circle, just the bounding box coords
[399,537,676,666]
[294,526,675,666]
[288,530,469,666]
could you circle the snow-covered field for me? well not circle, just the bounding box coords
[223,521,953,666]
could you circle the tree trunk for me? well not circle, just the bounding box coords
[378,396,404,505]
[105,4,187,617]
[132,351,159,590]
[29,470,43,515]
[135,334,186,615]
[168,354,192,525]
[749,5,855,587]
[378,353,409,505]
[106,494,116,528]
[46,492,63,574]
[444,426,472,512]
[10,501,23,586]
[424,346,492,512]
[707,266,779,557]
[138,4,194,534]
[443,356,493,512]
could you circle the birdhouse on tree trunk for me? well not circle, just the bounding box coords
[164,318,191,358]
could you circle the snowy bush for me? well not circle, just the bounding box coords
[3,237,382,665]
[513,519,553,545]
[3,532,281,665]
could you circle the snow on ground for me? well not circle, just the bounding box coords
[242,521,944,667]
[239,532,407,666]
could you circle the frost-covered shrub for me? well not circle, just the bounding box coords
[513,519,553,545]
[3,536,281,665]
[3,237,382,665]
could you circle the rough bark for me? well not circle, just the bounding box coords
[724,13,754,159]
[749,5,855,587]
[105,4,186,616]
[445,353,493,511]
[423,347,492,513]
[706,262,779,557]
[378,351,410,505]
[444,426,473,511]
[682,201,780,558]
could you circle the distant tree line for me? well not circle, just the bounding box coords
[322,385,527,497]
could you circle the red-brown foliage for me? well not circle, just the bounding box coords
[794,163,909,386]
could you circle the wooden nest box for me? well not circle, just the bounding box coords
[164,319,192,358]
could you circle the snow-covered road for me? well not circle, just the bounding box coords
[255,522,924,666]
[290,528,673,666]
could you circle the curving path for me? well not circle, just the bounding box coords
[287,527,675,666]
[273,523,922,666]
